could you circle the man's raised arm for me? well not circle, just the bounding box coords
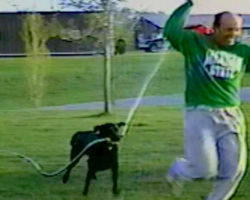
[164,0,195,52]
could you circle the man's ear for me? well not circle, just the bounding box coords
[117,122,125,127]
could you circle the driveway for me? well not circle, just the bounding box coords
[41,87,250,111]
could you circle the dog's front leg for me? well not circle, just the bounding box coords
[111,145,119,195]
[62,147,82,184]
[62,161,80,184]
[83,170,93,196]
[111,159,119,195]
[112,164,118,195]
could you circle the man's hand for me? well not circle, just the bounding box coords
[187,0,199,5]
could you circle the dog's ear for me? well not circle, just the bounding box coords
[117,122,125,127]
[94,125,101,133]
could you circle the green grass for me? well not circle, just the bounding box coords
[0,53,250,200]
[0,104,250,200]
[0,53,171,110]
[0,52,248,111]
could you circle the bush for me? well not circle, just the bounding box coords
[115,39,126,55]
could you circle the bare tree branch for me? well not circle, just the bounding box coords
[59,0,125,11]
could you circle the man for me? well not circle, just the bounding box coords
[164,0,250,200]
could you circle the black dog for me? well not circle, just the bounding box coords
[62,122,125,196]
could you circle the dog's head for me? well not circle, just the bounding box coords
[94,122,125,142]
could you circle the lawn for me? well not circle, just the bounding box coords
[1,52,249,111]
[0,104,250,200]
[1,53,172,110]
[0,52,250,200]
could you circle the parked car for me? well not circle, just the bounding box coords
[137,37,170,52]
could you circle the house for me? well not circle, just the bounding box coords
[0,10,101,56]
[135,13,250,50]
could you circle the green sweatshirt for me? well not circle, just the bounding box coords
[164,1,250,108]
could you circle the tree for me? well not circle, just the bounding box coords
[113,8,139,51]
[60,0,125,114]
[21,14,50,108]
[21,14,62,108]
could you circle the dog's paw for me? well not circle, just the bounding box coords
[62,174,69,184]
[83,190,88,196]
[112,188,121,196]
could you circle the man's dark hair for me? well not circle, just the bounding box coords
[213,12,242,28]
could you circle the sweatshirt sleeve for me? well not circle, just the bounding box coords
[164,1,197,53]
[246,59,250,72]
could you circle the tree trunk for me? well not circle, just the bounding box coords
[103,0,114,114]
[104,46,112,113]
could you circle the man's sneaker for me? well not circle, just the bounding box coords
[165,170,184,198]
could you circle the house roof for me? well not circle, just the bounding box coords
[140,13,250,29]
[140,13,169,28]
[186,15,214,27]
[242,15,250,28]
[0,10,100,14]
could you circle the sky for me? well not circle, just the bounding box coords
[0,0,250,14]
